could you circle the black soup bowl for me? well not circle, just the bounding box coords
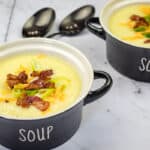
[0,38,112,150]
[86,0,150,82]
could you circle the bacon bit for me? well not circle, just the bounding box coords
[31,71,40,77]
[134,20,149,28]
[7,74,18,80]
[25,79,55,90]
[7,79,20,89]
[7,71,28,88]
[17,71,28,83]
[31,69,53,80]
[144,39,150,43]
[16,95,31,108]
[39,70,53,80]
[32,100,49,111]
[130,14,149,28]
[130,15,142,21]
[17,94,49,111]
[130,15,141,21]
[5,100,9,103]
[27,70,54,90]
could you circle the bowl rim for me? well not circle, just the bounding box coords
[99,0,150,49]
[0,38,94,120]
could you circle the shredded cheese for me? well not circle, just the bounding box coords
[139,5,150,15]
[123,32,144,41]
[120,21,135,28]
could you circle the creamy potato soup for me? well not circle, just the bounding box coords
[109,4,150,48]
[0,53,81,119]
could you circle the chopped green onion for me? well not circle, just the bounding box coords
[51,76,70,88]
[144,15,150,24]
[134,26,146,32]
[12,89,23,98]
[143,32,150,38]
[31,60,42,71]
[40,89,55,99]
[25,90,38,96]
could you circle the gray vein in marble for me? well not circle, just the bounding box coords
[104,61,108,65]
[106,108,110,112]
[130,98,150,121]
[0,0,12,8]
[131,80,143,95]
[4,0,16,42]
[134,88,142,95]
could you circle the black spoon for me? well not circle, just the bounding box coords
[22,7,56,37]
[47,5,95,38]
[22,5,95,38]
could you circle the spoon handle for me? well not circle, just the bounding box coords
[46,32,62,38]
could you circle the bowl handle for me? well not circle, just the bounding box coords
[84,71,112,105]
[86,17,106,40]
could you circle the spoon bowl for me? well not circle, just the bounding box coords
[59,5,95,36]
[47,5,95,38]
[22,8,56,37]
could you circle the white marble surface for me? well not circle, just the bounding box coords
[0,0,150,150]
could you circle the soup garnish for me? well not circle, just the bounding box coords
[109,4,150,47]
[5,69,68,111]
[130,14,150,43]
